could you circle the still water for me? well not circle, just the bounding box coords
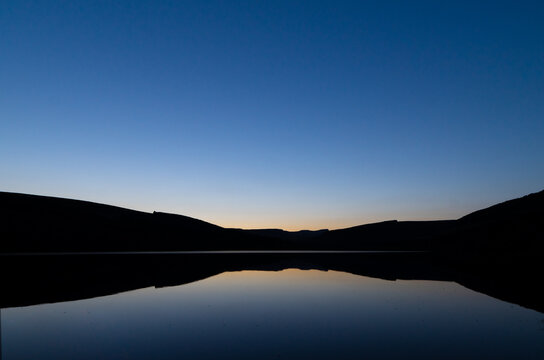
[2,268,543,359]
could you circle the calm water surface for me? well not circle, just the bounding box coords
[2,269,543,359]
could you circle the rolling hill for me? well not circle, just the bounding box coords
[1,189,543,252]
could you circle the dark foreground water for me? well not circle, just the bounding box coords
[2,265,543,360]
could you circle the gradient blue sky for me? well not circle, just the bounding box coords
[1,1,543,230]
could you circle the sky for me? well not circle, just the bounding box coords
[1,1,543,230]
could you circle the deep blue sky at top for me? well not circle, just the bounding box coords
[1,1,543,229]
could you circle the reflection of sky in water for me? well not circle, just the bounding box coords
[3,269,544,359]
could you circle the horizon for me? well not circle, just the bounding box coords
[2,1,543,230]
[3,188,541,232]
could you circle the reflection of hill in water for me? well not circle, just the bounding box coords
[1,252,542,314]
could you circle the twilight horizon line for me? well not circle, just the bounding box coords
[2,188,542,232]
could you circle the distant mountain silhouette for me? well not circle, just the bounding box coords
[243,228,329,242]
[1,189,543,252]
[317,220,457,250]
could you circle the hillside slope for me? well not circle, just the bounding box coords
[1,189,543,252]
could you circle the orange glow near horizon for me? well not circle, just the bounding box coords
[201,213,459,231]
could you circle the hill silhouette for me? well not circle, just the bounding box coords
[449,190,544,252]
[0,192,284,251]
[1,189,543,252]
